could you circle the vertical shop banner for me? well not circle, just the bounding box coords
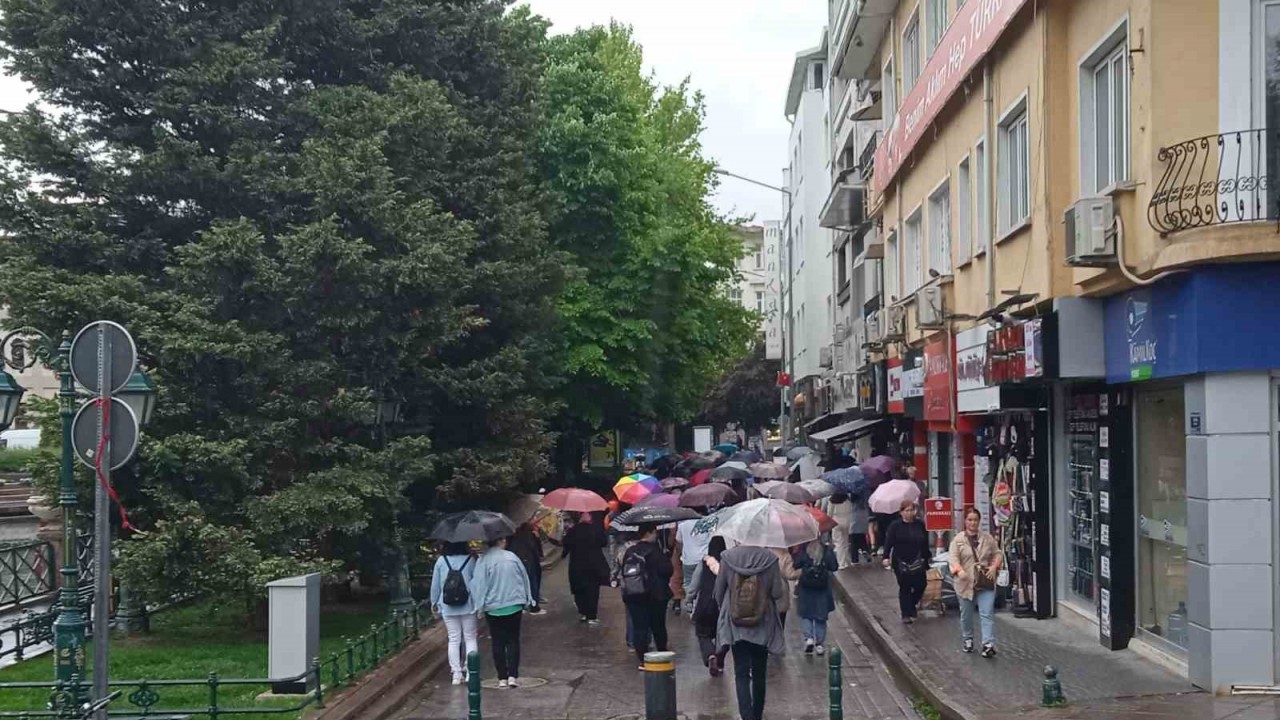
[872,0,1032,194]
[763,221,782,360]
[974,457,991,527]
[923,336,952,422]
[887,357,905,414]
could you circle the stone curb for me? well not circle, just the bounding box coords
[832,572,980,720]
[306,623,448,720]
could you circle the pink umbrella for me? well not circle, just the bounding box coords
[542,488,609,513]
[635,493,681,509]
[868,479,922,514]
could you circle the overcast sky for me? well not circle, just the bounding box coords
[0,2,829,224]
[521,0,827,225]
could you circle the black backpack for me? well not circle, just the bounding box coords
[800,562,829,590]
[621,547,651,600]
[441,556,471,606]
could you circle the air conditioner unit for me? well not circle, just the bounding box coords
[819,344,834,369]
[883,305,906,341]
[864,310,885,346]
[917,286,945,329]
[1064,196,1116,266]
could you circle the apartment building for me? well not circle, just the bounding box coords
[782,35,837,434]
[731,224,771,333]
[821,0,1280,693]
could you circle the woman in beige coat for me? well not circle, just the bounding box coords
[948,507,1003,658]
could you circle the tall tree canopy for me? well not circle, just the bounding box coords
[0,0,561,601]
[700,341,781,433]
[537,25,756,441]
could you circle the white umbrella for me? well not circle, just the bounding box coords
[868,479,922,514]
[711,498,820,549]
[797,479,836,499]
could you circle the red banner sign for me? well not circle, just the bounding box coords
[925,497,954,532]
[872,0,1031,194]
[923,336,952,422]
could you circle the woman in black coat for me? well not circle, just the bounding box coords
[881,500,932,623]
[689,536,728,676]
[562,511,610,624]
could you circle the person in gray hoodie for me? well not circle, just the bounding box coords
[714,545,787,720]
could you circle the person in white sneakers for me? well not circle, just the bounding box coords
[430,542,479,685]
[471,536,534,688]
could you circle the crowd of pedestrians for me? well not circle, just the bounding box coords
[426,450,1005,720]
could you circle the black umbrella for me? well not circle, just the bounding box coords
[614,505,702,526]
[686,456,718,471]
[679,483,739,508]
[729,450,762,464]
[430,510,516,543]
[648,454,680,479]
[709,465,750,483]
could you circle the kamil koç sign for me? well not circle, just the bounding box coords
[1103,264,1280,383]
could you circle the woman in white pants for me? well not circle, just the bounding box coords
[431,541,479,684]
[823,494,856,569]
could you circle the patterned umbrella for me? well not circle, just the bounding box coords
[614,505,702,526]
[542,488,609,513]
[749,463,791,480]
[823,466,869,498]
[506,493,548,525]
[614,474,662,504]
[711,499,820,549]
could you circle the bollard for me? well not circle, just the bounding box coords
[1041,665,1066,707]
[828,646,843,720]
[643,651,677,720]
[467,651,482,720]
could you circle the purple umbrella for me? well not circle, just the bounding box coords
[860,456,896,487]
[636,493,682,509]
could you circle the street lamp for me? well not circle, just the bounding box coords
[0,369,24,431]
[360,390,412,615]
[118,371,157,428]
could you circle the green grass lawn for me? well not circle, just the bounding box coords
[0,599,395,717]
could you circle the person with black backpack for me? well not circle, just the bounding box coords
[794,538,838,655]
[620,524,674,668]
[714,545,787,720]
[430,541,479,686]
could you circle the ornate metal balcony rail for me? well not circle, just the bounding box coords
[1149,128,1279,234]
[0,541,56,610]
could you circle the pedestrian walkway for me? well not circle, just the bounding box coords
[833,562,1280,720]
[396,560,918,720]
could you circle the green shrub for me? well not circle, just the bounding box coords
[0,448,44,473]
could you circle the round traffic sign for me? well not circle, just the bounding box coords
[69,321,136,396]
[71,398,139,472]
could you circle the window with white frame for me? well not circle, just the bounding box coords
[729,287,743,303]
[975,138,989,253]
[755,291,764,313]
[903,210,923,294]
[883,57,897,119]
[903,13,921,91]
[1080,24,1129,194]
[928,181,952,276]
[926,0,948,57]
[884,230,899,302]
[956,157,972,264]
[997,99,1030,235]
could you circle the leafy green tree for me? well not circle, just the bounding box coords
[0,0,560,604]
[538,25,756,452]
[700,341,781,434]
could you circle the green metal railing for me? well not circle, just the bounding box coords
[0,599,435,719]
[0,540,56,610]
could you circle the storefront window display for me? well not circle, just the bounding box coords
[1136,385,1188,649]
[1065,390,1100,606]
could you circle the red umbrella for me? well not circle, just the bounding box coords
[542,488,609,513]
[804,504,838,533]
[689,469,713,486]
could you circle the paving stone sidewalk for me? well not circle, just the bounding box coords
[833,562,1280,720]
[397,559,919,720]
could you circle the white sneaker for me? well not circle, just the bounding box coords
[507,676,519,688]
[815,644,826,655]
[451,673,463,685]
[497,679,508,689]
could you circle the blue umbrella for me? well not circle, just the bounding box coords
[714,443,739,455]
[823,466,869,498]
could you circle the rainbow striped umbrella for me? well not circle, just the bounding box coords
[614,473,662,504]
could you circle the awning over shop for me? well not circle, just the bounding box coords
[808,417,886,444]
[804,413,843,434]
[818,180,866,230]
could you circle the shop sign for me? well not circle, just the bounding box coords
[903,361,925,398]
[858,364,885,414]
[1024,318,1045,377]
[956,331,988,393]
[872,0,1032,194]
[923,337,952,422]
[763,221,782,360]
[924,497,954,532]
[587,430,619,468]
[887,358,905,413]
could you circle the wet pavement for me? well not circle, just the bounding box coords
[396,562,918,720]
[833,561,1280,720]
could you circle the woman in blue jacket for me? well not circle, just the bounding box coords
[430,541,478,685]
[471,537,534,688]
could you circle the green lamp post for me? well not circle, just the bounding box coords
[0,370,24,432]
[114,370,157,635]
[365,391,412,616]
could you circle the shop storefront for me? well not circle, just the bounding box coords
[1102,263,1280,691]
[887,349,925,470]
